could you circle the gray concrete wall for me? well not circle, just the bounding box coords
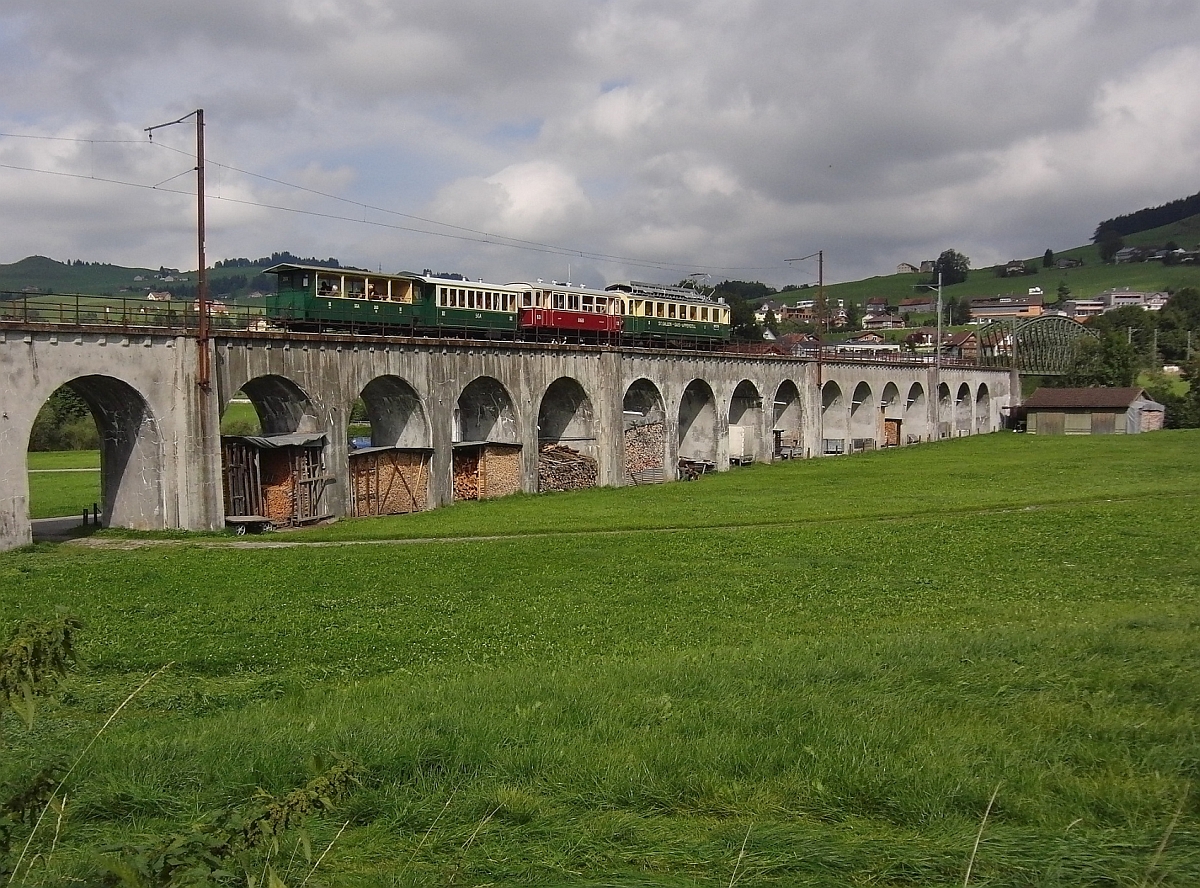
[0,329,224,549]
[0,327,1014,551]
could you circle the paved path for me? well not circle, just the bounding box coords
[31,515,88,543]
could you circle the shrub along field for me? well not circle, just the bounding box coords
[2,432,1199,886]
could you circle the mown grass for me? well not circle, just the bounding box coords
[2,432,1199,886]
[25,450,101,518]
[26,449,99,470]
[294,430,1200,542]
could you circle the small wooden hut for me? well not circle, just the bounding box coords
[222,433,332,528]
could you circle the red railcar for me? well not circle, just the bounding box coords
[512,281,623,339]
[519,307,622,334]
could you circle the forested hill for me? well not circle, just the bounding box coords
[0,252,345,301]
[1094,189,1200,240]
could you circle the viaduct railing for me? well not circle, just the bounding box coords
[1,291,1011,370]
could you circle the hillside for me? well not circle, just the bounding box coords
[0,255,276,301]
[813,216,1200,309]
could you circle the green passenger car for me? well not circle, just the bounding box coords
[265,264,425,331]
[266,265,522,336]
[605,281,731,343]
[416,279,521,334]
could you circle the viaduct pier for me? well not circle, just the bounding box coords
[0,325,1015,551]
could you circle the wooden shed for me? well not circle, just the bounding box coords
[1023,387,1165,435]
[348,446,432,517]
[222,433,333,527]
[452,442,522,501]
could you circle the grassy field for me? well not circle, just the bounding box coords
[25,449,101,519]
[2,432,1199,886]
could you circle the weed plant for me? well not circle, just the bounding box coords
[1,432,1198,885]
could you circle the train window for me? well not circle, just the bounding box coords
[668,303,676,319]
[522,292,532,307]
[569,293,581,311]
[553,292,565,309]
[582,294,594,312]
[689,306,697,320]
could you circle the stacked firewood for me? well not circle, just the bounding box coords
[538,443,598,492]
[480,445,522,499]
[623,421,665,481]
[453,450,481,500]
[261,456,297,522]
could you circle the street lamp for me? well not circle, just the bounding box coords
[915,272,944,439]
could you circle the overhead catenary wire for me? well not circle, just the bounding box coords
[0,130,785,275]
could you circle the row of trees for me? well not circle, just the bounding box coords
[1093,190,1200,241]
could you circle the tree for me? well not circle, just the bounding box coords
[1057,281,1070,301]
[1043,248,1054,268]
[763,309,779,336]
[946,296,970,325]
[1065,331,1137,387]
[1097,228,1124,262]
[845,300,863,330]
[932,249,970,286]
[725,295,762,342]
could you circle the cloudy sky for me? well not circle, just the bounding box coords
[1,0,1198,288]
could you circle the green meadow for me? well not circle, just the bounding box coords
[25,449,100,519]
[2,432,1199,886]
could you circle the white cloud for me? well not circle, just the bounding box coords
[1,0,1199,284]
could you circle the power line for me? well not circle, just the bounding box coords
[0,132,784,274]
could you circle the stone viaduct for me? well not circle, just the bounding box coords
[0,326,1016,551]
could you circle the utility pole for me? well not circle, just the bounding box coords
[935,271,943,439]
[146,109,209,390]
[785,250,825,383]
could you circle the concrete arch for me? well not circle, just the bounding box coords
[678,379,718,464]
[623,378,668,484]
[728,380,763,464]
[955,382,972,434]
[821,381,847,454]
[772,380,803,458]
[40,375,165,530]
[850,381,875,448]
[359,375,430,448]
[975,383,991,433]
[904,383,927,443]
[537,377,598,492]
[237,374,322,435]
[456,376,519,444]
[937,382,952,439]
[538,377,596,452]
[346,375,432,518]
[881,382,902,417]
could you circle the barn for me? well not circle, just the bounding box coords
[1023,387,1165,435]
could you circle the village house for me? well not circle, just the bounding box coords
[862,313,907,331]
[969,293,1044,321]
[899,296,937,315]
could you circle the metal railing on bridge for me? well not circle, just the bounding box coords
[0,291,265,334]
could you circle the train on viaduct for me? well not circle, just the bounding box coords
[0,325,1015,551]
